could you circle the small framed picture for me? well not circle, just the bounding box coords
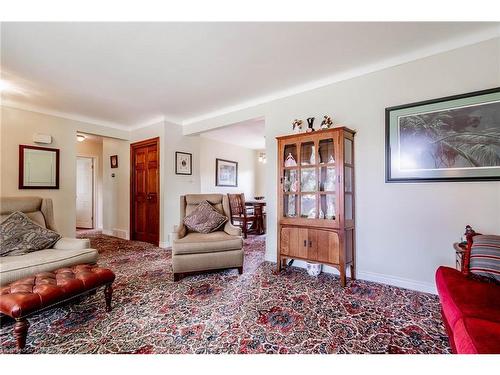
[175,151,192,175]
[110,155,118,168]
[216,158,238,187]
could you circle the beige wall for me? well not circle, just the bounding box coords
[0,106,129,237]
[199,137,256,200]
[183,38,500,293]
[76,137,103,229]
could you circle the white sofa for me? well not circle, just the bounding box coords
[0,197,98,286]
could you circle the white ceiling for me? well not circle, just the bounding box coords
[199,117,265,149]
[1,22,499,128]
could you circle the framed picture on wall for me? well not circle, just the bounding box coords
[175,151,192,175]
[110,155,118,168]
[216,158,238,187]
[386,87,500,182]
[19,145,60,189]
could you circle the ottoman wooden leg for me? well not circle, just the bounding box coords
[14,318,29,350]
[104,284,113,312]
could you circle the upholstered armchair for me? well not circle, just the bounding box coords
[0,197,98,286]
[172,194,243,281]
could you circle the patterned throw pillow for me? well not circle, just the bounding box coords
[183,200,228,234]
[469,235,500,282]
[0,211,61,256]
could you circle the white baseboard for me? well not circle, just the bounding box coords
[102,228,129,240]
[159,241,171,249]
[265,254,436,294]
[356,270,436,294]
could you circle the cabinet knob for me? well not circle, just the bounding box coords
[303,240,307,247]
[309,240,312,247]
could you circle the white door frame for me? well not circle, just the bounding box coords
[76,156,96,229]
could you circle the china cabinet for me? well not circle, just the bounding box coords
[276,127,356,286]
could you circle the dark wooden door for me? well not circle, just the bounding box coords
[130,137,160,245]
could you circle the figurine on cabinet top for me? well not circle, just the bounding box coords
[306,117,315,132]
[320,115,333,130]
[292,119,303,134]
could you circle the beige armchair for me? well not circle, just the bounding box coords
[172,194,244,281]
[0,197,98,286]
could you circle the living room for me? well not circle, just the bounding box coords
[1,1,499,373]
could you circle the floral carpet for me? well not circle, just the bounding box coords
[0,232,450,354]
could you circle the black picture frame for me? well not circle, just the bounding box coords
[216,158,238,187]
[110,155,118,169]
[386,87,500,183]
[19,145,60,189]
[175,151,192,175]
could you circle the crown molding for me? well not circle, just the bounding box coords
[1,100,131,131]
[182,26,500,126]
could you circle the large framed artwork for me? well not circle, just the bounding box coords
[386,87,500,182]
[19,145,60,189]
[216,158,238,187]
[175,151,192,175]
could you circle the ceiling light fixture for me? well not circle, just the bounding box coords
[76,134,86,142]
[0,80,13,93]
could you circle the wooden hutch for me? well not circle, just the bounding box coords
[276,127,356,286]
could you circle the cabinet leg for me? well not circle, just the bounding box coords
[340,271,347,287]
[14,318,29,350]
[277,257,282,273]
[350,264,356,281]
[104,284,113,312]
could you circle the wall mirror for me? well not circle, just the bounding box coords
[19,145,60,189]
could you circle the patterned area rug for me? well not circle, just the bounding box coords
[1,232,450,354]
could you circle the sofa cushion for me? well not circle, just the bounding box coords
[0,247,98,286]
[453,317,500,354]
[470,235,500,282]
[172,231,243,255]
[0,212,61,257]
[183,200,228,234]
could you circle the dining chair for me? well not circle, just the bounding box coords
[227,193,256,239]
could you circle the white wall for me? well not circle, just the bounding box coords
[199,137,256,199]
[183,38,500,293]
[254,149,267,197]
[0,106,129,237]
[102,137,130,238]
[163,121,201,246]
[76,138,103,229]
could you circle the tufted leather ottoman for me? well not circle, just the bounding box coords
[0,264,115,350]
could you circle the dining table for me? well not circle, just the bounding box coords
[245,200,266,235]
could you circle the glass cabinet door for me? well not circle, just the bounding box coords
[300,194,316,218]
[344,134,354,224]
[300,167,317,193]
[319,138,335,165]
[283,194,298,218]
[300,141,315,166]
[283,143,298,168]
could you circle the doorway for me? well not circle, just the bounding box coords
[130,137,160,245]
[76,156,95,229]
